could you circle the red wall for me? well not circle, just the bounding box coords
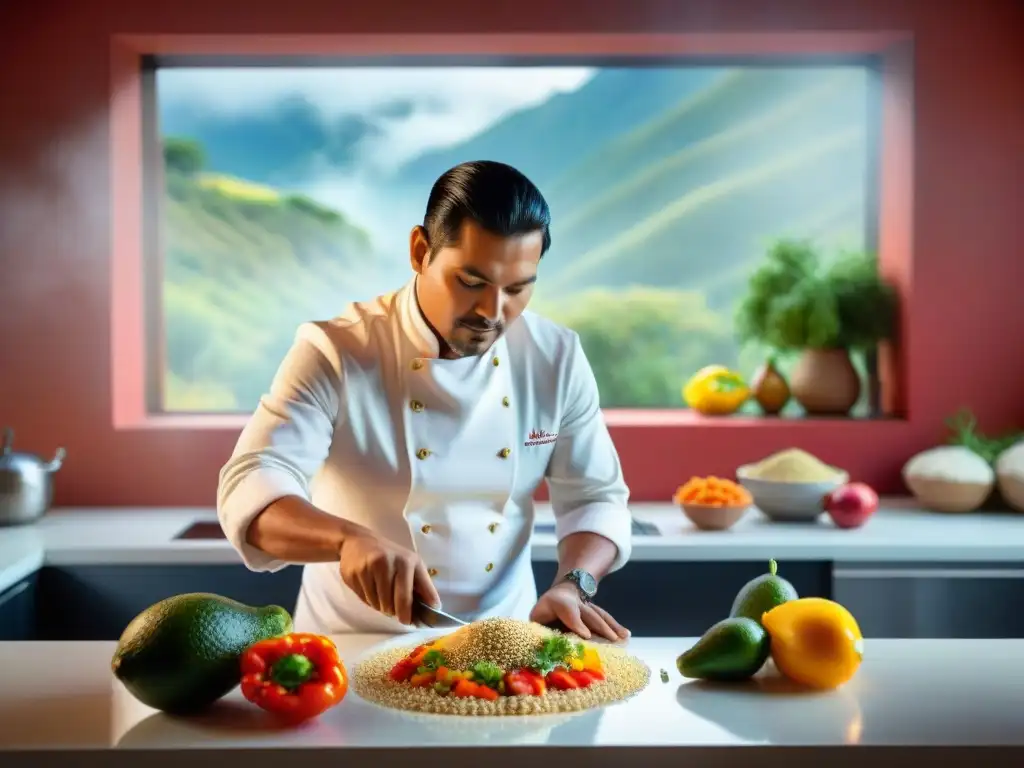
[1,0,1021,508]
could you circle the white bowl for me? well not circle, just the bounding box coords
[736,464,849,522]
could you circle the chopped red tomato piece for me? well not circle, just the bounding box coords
[503,672,534,696]
[505,668,547,696]
[474,684,500,701]
[452,678,499,701]
[569,670,598,687]
[388,658,418,682]
[545,670,580,691]
[521,669,547,695]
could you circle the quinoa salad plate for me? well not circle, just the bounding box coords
[352,617,651,716]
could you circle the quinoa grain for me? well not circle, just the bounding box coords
[353,619,651,716]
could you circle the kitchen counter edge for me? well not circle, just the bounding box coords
[1,499,1023,594]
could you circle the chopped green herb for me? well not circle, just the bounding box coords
[471,661,504,689]
[534,634,578,676]
[660,669,669,683]
[420,649,447,670]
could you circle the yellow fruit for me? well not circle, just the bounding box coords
[761,597,864,690]
[683,365,750,415]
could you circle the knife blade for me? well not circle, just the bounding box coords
[411,600,467,629]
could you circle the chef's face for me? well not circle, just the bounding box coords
[411,219,542,358]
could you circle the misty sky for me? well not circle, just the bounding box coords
[157,67,595,173]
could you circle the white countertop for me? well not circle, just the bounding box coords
[1,500,1023,595]
[0,633,1021,767]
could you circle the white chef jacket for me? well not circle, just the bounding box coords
[216,277,632,634]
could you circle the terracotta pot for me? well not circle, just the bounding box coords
[789,348,861,416]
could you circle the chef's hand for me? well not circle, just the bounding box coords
[530,582,630,642]
[338,530,441,625]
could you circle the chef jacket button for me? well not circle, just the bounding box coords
[421,524,432,534]
[488,522,499,533]
[485,563,494,572]
[492,356,500,367]
[428,567,438,577]
[501,396,510,407]
[410,399,425,413]
[416,448,431,460]
[498,447,511,459]
[411,359,424,371]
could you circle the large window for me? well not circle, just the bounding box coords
[146,59,881,416]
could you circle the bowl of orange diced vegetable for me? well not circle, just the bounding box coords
[672,476,753,531]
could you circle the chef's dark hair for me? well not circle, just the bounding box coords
[422,160,552,257]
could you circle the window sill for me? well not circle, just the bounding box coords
[117,410,906,431]
[115,413,251,430]
[603,410,905,427]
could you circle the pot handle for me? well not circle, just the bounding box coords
[47,447,67,473]
[1,428,11,456]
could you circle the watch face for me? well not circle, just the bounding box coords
[574,570,597,597]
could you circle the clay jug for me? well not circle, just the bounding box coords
[750,357,791,415]
[789,348,861,416]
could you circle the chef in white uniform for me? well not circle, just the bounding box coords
[216,160,632,641]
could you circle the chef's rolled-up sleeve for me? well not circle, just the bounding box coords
[216,322,343,572]
[545,334,632,573]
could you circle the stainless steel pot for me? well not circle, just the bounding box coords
[0,427,65,526]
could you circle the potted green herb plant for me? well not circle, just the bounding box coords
[735,239,898,416]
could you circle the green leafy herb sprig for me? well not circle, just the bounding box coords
[945,409,1023,465]
[533,635,584,676]
[470,661,504,689]
[418,649,446,672]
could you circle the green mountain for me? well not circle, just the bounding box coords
[535,66,869,302]
[160,144,377,412]
[388,68,722,191]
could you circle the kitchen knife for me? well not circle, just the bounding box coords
[411,600,467,629]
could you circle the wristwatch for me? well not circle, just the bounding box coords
[562,568,598,603]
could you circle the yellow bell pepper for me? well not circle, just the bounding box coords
[762,598,864,690]
[683,365,750,415]
[581,646,604,674]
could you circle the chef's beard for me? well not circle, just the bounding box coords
[447,320,503,358]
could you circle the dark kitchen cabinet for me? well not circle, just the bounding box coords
[26,559,1024,641]
[0,575,37,640]
[31,561,833,640]
[534,560,832,637]
[34,565,303,641]
[833,562,1024,638]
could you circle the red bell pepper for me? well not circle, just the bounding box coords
[241,633,348,724]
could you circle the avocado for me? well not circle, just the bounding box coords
[730,559,799,625]
[111,592,292,714]
[676,617,771,682]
